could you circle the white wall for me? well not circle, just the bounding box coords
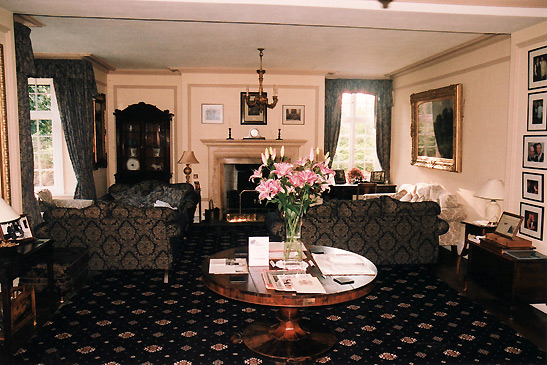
[106,70,325,210]
[507,21,547,253]
[392,36,511,227]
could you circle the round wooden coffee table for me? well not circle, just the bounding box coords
[201,245,377,362]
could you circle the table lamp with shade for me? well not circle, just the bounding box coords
[178,150,199,183]
[475,179,505,223]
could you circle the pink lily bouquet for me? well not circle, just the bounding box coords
[251,146,335,263]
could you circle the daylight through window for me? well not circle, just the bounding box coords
[29,78,65,194]
[332,93,380,174]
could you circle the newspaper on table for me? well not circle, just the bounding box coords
[209,258,249,274]
[312,253,376,276]
[261,269,326,293]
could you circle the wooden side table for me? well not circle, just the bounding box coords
[457,221,497,274]
[467,240,547,307]
[0,239,54,351]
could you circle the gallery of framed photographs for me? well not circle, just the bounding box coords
[523,45,547,241]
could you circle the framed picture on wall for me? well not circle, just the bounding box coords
[282,105,305,125]
[528,91,547,131]
[201,104,224,124]
[523,172,544,202]
[523,135,547,169]
[241,92,267,125]
[520,202,544,240]
[528,45,547,90]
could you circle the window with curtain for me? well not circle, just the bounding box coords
[331,93,381,173]
[28,78,70,195]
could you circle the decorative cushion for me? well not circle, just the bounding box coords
[400,193,413,202]
[439,192,458,208]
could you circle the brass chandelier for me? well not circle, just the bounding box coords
[245,48,278,110]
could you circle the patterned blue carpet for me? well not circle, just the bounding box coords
[3,224,546,364]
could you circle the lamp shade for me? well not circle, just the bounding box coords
[177,151,199,165]
[475,179,505,201]
[0,198,20,223]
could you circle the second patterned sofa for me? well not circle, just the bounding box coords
[267,196,449,265]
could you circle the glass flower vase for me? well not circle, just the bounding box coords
[283,210,304,268]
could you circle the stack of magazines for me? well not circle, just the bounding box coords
[261,269,326,293]
[312,253,376,276]
[209,258,249,274]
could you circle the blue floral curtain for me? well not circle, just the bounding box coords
[14,22,41,227]
[34,59,98,200]
[324,79,393,182]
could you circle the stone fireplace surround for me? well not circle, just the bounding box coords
[201,139,308,212]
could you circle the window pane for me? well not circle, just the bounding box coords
[30,119,37,135]
[40,153,53,169]
[28,85,36,93]
[29,94,37,111]
[34,170,39,185]
[37,94,51,111]
[40,137,53,152]
[41,171,54,186]
[38,120,52,135]
[339,123,350,135]
[37,85,51,94]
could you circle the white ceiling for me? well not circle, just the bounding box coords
[1,0,546,77]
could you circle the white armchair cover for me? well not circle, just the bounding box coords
[395,183,467,250]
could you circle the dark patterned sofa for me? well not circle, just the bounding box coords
[267,196,449,265]
[34,201,185,282]
[101,180,199,226]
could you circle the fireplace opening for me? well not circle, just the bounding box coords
[223,163,275,221]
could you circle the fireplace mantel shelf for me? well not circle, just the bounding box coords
[201,139,307,147]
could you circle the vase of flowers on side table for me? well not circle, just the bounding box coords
[251,146,335,268]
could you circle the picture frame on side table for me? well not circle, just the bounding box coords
[241,92,267,125]
[202,104,224,124]
[282,105,305,125]
[333,169,346,184]
[523,172,544,202]
[494,211,523,240]
[370,171,386,183]
[520,202,544,240]
[523,135,547,169]
[528,91,547,131]
[0,214,34,242]
[528,45,547,90]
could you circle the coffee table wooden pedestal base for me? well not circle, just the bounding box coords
[243,307,336,362]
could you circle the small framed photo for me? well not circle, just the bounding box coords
[523,172,544,202]
[523,135,547,169]
[520,202,544,240]
[370,170,386,183]
[528,45,547,90]
[201,104,223,124]
[282,105,305,125]
[528,91,547,131]
[241,92,267,125]
[0,214,34,242]
[333,169,346,184]
[494,211,523,240]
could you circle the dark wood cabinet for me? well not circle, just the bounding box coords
[467,240,547,306]
[114,102,173,184]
